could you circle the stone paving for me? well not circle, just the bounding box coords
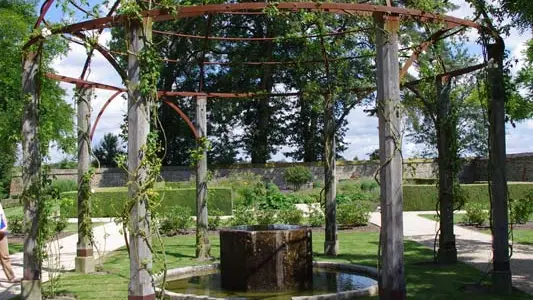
[370,211,533,295]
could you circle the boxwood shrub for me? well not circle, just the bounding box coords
[403,183,533,211]
[60,187,233,217]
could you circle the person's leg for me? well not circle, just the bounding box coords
[0,235,15,281]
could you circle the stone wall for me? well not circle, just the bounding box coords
[9,160,437,195]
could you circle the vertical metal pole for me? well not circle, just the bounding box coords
[127,17,155,299]
[324,93,338,256]
[487,41,512,294]
[375,13,406,300]
[195,95,210,259]
[75,86,95,273]
[21,50,43,299]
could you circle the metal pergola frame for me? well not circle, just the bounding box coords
[19,1,512,300]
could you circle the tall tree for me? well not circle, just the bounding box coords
[0,0,74,196]
[93,133,124,168]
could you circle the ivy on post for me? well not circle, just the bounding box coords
[374,13,406,300]
[195,95,210,260]
[436,76,457,264]
[487,40,512,295]
[75,85,95,273]
[127,16,155,300]
[21,49,43,299]
[323,92,338,256]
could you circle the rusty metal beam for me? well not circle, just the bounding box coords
[34,0,55,29]
[163,100,199,139]
[153,27,372,41]
[24,2,485,49]
[90,90,123,141]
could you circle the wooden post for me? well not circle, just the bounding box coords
[375,13,406,300]
[75,85,95,273]
[487,41,512,294]
[127,18,155,300]
[323,93,338,256]
[436,77,457,264]
[21,50,43,299]
[195,95,210,259]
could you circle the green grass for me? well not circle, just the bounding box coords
[47,231,531,300]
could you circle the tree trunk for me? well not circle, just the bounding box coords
[21,50,43,299]
[251,20,274,164]
[487,41,512,294]
[127,18,155,300]
[375,13,406,300]
[195,95,210,259]
[75,86,95,273]
[323,93,338,256]
[436,77,457,264]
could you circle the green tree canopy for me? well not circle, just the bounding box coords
[0,0,74,196]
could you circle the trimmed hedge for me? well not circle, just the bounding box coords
[403,183,533,211]
[60,187,232,217]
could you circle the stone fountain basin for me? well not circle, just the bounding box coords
[158,261,379,300]
[220,225,313,292]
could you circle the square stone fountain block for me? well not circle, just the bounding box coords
[220,225,313,292]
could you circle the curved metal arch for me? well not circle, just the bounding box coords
[162,99,199,139]
[24,2,488,49]
[90,90,123,141]
[89,92,199,142]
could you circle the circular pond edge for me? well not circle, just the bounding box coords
[156,261,379,300]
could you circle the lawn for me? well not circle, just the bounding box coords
[45,231,531,300]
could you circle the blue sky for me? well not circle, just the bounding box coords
[40,0,533,162]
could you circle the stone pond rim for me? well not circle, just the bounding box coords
[219,225,313,292]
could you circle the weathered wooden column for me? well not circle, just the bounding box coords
[21,50,43,299]
[374,13,406,300]
[436,77,457,264]
[75,85,95,273]
[195,95,210,259]
[127,17,155,300]
[324,93,338,256]
[487,41,512,294]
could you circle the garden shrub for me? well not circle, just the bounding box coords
[51,179,77,193]
[463,203,488,226]
[510,192,533,224]
[8,215,23,235]
[208,208,223,231]
[360,180,378,191]
[283,166,312,191]
[256,209,278,225]
[256,183,296,210]
[60,187,233,217]
[403,183,533,211]
[160,206,193,235]
[308,205,325,227]
[337,202,370,227]
[278,207,303,225]
[229,205,256,226]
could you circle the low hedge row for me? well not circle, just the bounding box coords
[403,183,533,211]
[60,187,233,217]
